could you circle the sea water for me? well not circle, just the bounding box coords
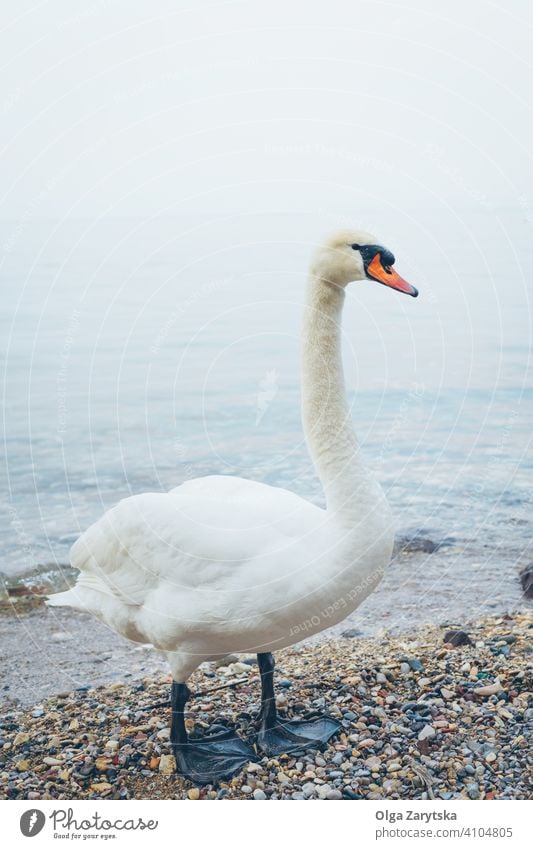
[1,208,531,599]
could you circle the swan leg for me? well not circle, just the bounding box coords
[256,652,341,757]
[170,682,257,785]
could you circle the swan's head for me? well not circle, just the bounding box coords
[312,229,418,297]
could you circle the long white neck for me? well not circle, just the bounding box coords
[301,272,378,524]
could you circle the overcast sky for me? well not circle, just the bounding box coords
[1,0,532,223]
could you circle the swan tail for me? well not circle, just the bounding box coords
[46,589,90,612]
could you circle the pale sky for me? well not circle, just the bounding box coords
[1,0,532,222]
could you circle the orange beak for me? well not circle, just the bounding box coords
[367,253,418,298]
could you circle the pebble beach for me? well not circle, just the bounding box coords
[1,612,531,801]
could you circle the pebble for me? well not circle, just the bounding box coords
[316,784,334,799]
[302,782,317,798]
[0,612,528,801]
[13,732,29,747]
[326,789,343,800]
[418,725,436,741]
[443,630,472,647]
[473,680,503,697]
[158,754,176,775]
[91,782,112,794]
[466,782,480,799]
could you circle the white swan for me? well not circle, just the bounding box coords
[47,229,418,782]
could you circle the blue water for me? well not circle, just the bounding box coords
[1,208,531,578]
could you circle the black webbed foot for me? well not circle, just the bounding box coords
[170,681,257,785]
[255,652,341,757]
[257,716,341,757]
[173,727,257,784]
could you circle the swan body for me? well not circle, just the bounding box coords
[47,229,418,780]
[50,473,391,679]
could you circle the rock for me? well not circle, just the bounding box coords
[408,658,425,672]
[418,725,436,741]
[399,535,440,553]
[78,761,94,777]
[241,784,253,794]
[466,782,480,800]
[365,756,381,771]
[443,629,472,647]
[485,752,497,763]
[90,782,112,794]
[441,688,454,699]
[316,783,333,799]
[187,788,200,800]
[13,732,30,747]
[158,754,176,774]
[341,629,362,638]
[253,789,267,800]
[358,738,376,748]
[43,757,63,766]
[400,662,410,674]
[215,655,238,667]
[519,564,533,599]
[473,680,503,697]
[326,789,343,799]
[228,662,252,675]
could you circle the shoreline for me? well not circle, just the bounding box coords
[0,612,530,800]
[0,542,529,708]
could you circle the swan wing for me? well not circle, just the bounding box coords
[67,476,323,607]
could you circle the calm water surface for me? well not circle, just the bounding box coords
[1,209,531,582]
